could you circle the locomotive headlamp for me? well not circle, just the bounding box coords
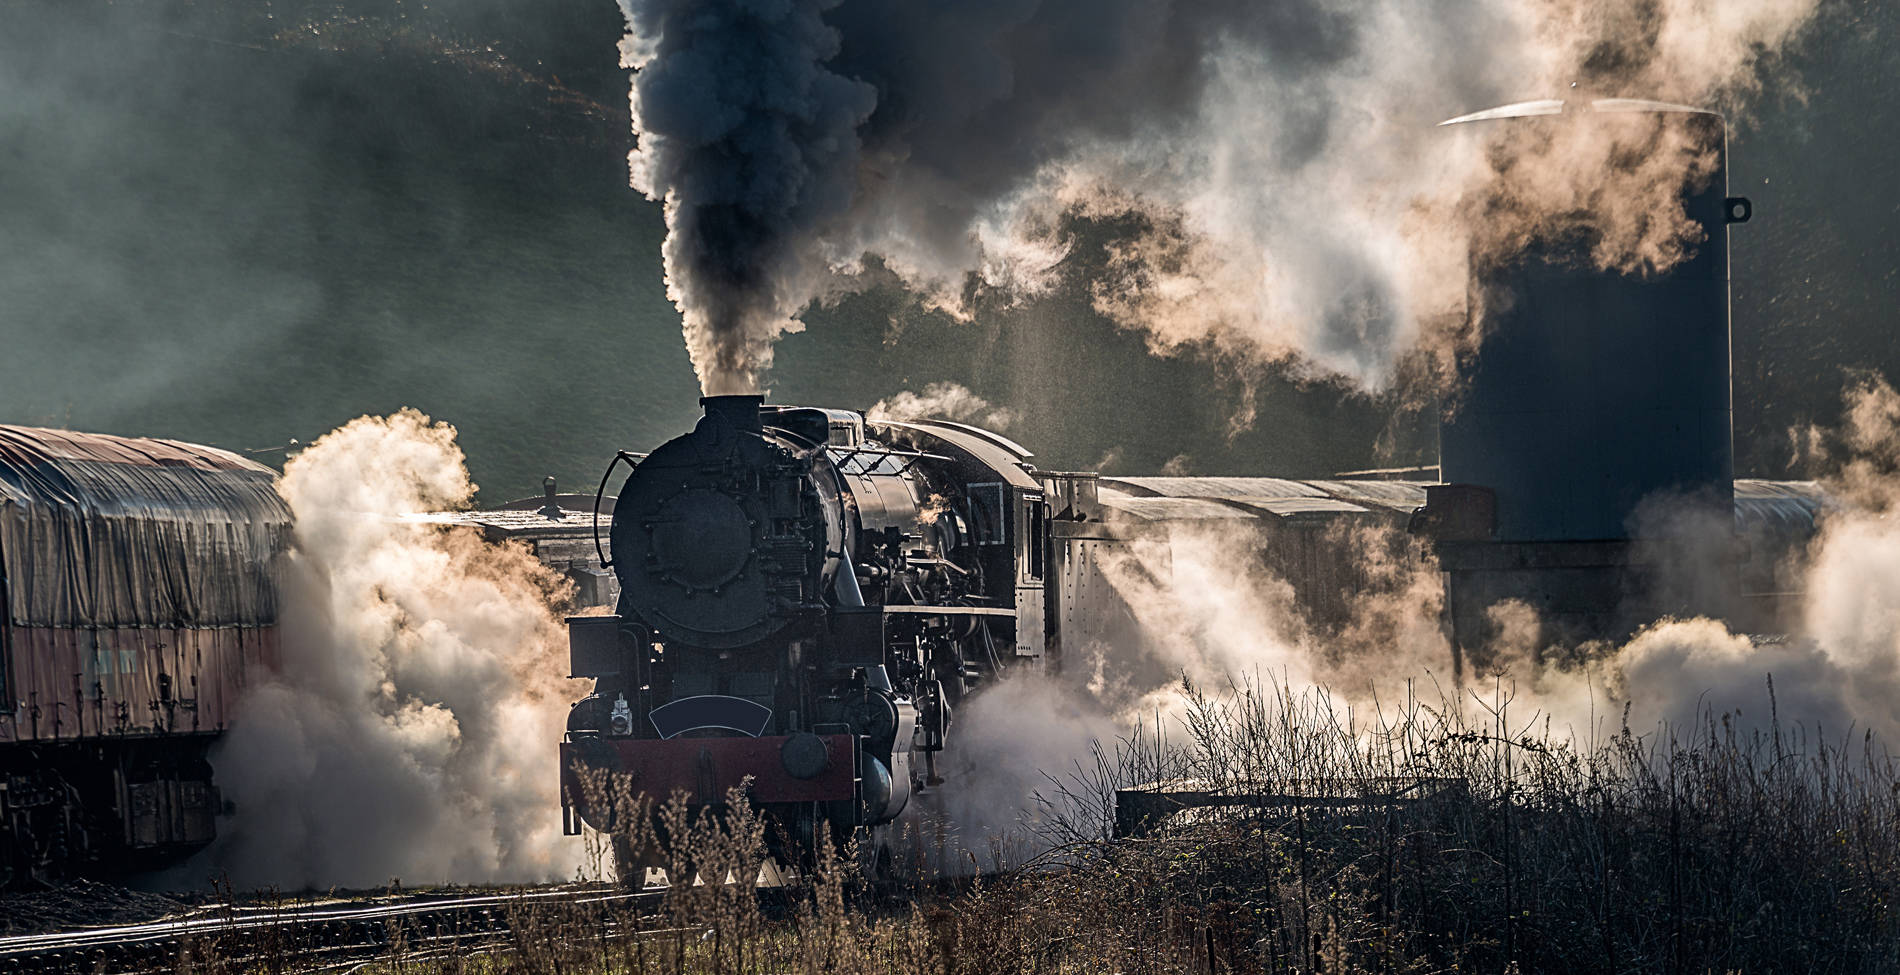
[609,694,633,737]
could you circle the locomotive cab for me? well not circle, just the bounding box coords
[559,395,1052,869]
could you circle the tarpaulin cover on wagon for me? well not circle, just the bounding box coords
[0,425,291,629]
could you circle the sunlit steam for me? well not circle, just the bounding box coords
[201,411,582,889]
[938,373,1900,851]
[1794,375,1900,737]
[621,0,1817,395]
[867,381,1018,430]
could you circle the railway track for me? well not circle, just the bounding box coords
[0,883,665,974]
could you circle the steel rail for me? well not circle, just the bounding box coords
[0,883,667,973]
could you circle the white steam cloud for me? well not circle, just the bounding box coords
[867,381,1018,430]
[620,0,1818,395]
[920,519,1462,855]
[200,410,582,890]
[1582,375,1900,745]
[936,374,1900,854]
[1791,374,1900,737]
[1092,500,1900,758]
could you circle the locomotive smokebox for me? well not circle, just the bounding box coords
[609,390,827,651]
[1426,99,1750,666]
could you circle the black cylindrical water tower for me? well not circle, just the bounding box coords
[1426,99,1748,662]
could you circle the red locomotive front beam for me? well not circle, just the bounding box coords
[560,733,858,833]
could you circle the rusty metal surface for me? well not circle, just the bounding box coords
[1,626,276,741]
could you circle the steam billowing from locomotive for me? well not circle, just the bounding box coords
[621,0,1818,395]
[206,412,580,889]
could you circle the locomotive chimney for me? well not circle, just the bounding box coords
[1425,99,1750,669]
[700,394,765,435]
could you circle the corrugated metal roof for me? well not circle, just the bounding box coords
[1226,497,1370,518]
[1300,480,1432,513]
[1101,476,1426,518]
[1734,479,1828,535]
[1098,495,1256,522]
[1098,475,1832,538]
[1734,479,1827,502]
[1104,477,1326,500]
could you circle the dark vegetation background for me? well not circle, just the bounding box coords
[1,0,1893,497]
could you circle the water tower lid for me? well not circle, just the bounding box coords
[1440,98,1716,126]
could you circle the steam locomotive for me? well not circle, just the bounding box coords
[559,395,1055,870]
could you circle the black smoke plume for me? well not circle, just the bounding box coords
[621,0,1817,394]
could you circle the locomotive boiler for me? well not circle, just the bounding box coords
[559,395,1051,867]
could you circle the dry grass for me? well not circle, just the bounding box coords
[1020,676,1900,973]
[170,677,1900,973]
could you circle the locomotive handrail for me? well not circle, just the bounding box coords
[592,450,644,568]
[877,604,1014,616]
[825,444,950,474]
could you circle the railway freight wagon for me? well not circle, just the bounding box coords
[0,425,290,884]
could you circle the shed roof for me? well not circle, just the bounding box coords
[422,505,607,539]
[1104,477,1327,501]
[1097,494,1257,522]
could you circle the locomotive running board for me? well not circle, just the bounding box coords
[876,605,1014,616]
